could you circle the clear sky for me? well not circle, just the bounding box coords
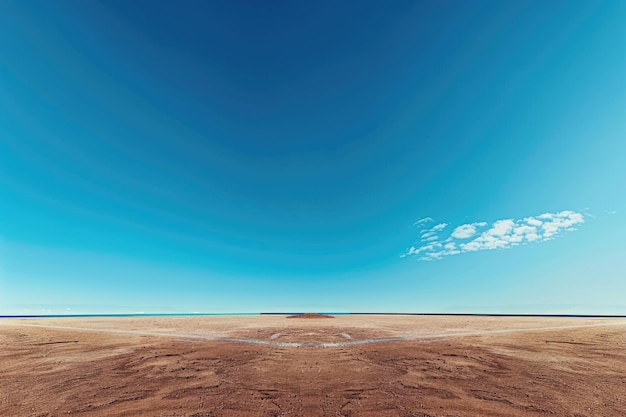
[1,0,625,315]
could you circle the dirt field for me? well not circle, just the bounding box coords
[1,315,625,417]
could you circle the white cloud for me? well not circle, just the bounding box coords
[403,242,442,257]
[485,219,515,237]
[451,222,487,239]
[460,234,509,251]
[402,210,585,260]
[525,217,542,227]
[540,211,584,239]
[414,217,434,226]
[514,225,537,236]
[527,233,540,242]
[416,223,449,243]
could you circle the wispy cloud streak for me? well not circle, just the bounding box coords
[403,210,585,261]
[413,217,434,226]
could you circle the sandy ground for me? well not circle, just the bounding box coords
[1,315,625,417]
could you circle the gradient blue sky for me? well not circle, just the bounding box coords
[1,0,625,314]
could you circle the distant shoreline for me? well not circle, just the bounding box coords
[2,313,625,319]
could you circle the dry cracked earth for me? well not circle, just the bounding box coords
[1,315,625,417]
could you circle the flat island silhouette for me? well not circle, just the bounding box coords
[285,313,335,319]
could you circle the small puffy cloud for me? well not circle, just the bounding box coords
[451,222,487,239]
[541,211,584,239]
[402,242,442,257]
[485,219,515,237]
[451,224,476,239]
[527,233,540,242]
[422,252,444,260]
[525,217,542,227]
[403,210,585,260]
[431,223,448,232]
[514,225,537,236]
[460,234,509,251]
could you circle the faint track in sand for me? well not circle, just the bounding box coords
[2,320,626,348]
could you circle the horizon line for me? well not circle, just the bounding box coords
[2,312,626,319]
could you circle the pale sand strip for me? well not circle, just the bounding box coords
[2,320,626,348]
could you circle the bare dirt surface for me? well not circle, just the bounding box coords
[1,315,625,417]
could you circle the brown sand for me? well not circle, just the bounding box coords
[1,315,625,416]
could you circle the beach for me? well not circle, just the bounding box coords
[1,315,625,416]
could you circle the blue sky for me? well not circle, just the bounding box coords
[1,0,625,314]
